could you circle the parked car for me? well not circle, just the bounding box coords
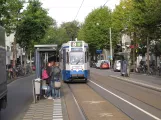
[113,60,121,72]
[100,61,110,69]
[96,60,110,69]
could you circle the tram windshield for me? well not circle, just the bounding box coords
[70,52,84,65]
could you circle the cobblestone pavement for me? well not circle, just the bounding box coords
[23,99,63,120]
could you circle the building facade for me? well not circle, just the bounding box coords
[5,33,24,65]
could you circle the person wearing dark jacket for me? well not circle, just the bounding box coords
[52,63,61,99]
[46,61,53,99]
[49,62,61,99]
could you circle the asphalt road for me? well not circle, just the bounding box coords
[89,68,161,120]
[90,68,161,85]
[0,75,35,120]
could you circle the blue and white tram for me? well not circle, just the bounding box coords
[59,41,90,82]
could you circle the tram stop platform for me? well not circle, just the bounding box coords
[22,97,68,120]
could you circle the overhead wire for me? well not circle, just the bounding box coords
[74,0,85,21]
[103,0,110,6]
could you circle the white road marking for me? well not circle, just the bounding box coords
[99,113,113,117]
[89,80,161,120]
[53,99,63,120]
[83,100,105,104]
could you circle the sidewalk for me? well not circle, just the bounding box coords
[110,73,161,92]
[22,99,64,120]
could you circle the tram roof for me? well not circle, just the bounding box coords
[34,44,57,52]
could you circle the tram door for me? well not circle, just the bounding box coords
[63,49,66,70]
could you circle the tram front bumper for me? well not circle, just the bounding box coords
[70,70,85,78]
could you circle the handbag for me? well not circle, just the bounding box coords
[54,81,61,89]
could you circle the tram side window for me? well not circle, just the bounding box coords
[67,52,69,64]
[85,52,88,63]
[87,52,89,62]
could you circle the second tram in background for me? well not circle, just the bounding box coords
[59,41,90,82]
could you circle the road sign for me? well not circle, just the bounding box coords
[96,50,102,54]
[108,56,113,60]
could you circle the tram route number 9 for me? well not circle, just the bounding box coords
[71,42,82,47]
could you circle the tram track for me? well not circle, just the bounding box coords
[87,73,161,120]
[89,74,161,111]
[67,84,88,120]
[65,82,131,120]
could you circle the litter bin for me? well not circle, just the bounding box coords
[121,60,128,77]
[34,78,41,94]
[33,78,41,103]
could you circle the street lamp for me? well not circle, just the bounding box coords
[109,27,112,68]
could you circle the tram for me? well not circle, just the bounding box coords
[59,41,90,82]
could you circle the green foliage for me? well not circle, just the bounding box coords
[55,27,71,48]
[133,0,161,28]
[40,21,81,49]
[15,0,53,52]
[111,0,161,55]
[61,20,80,41]
[0,0,24,35]
[78,6,112,52]
[40,26,70,49]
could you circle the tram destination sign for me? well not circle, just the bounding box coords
[71,48,83,52]
[71,41,82,47]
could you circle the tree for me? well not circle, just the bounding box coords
[40,22,72,49]
[132,0,161,72]
[0,0,24,35]
[61,20,80,41]
[15,0,53,51]
[78,6,112,53]
[55,27,71,48]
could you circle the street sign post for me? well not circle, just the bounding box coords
[96,50,102,54]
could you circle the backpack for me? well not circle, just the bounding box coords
[42,69,49,80]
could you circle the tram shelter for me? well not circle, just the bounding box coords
[33,44,58,103]
[34,44,58,78]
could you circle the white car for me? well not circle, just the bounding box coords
[113,60,121,71]
[96,60,110,68]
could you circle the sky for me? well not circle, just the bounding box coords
[39,0,120,26]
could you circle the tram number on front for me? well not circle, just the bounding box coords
[72,42,76,47]
[71,42,82,47]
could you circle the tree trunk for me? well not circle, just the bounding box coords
[147,36,150,74]
[133,32,136,72]
[30,50,32,67]
[155,55,157,68]
[13,38,16,67]
[30,50,32,73]
[12,38,17,78]
[21,48,23,66]
[24,52,27,75]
